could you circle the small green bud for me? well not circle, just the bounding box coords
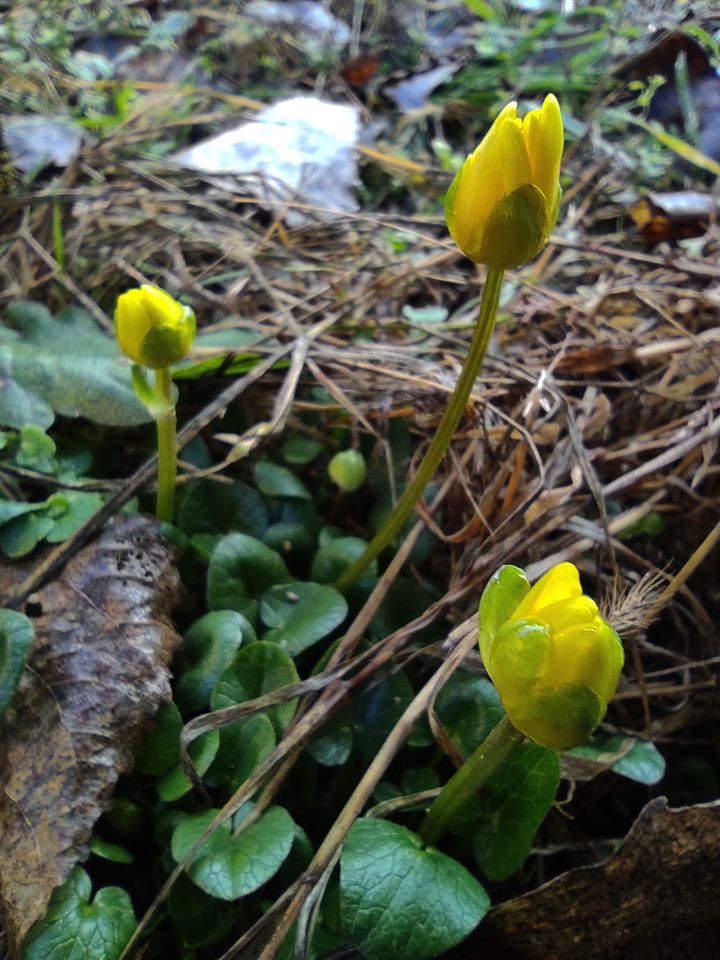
[328,450,366,492]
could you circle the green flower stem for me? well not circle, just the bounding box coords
[419,714,525,848]
[335,266,505,592]
[154,367,177,523]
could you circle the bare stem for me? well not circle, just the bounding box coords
[154,367,176,523]
[336,266,505,591]
[419,715,525,847]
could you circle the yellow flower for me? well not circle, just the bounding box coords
[445,94,563,269]
[115,285,196,369]
[478,562,624,750]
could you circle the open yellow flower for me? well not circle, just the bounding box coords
[478,562,624,750]
[115,284,196,369]
[446,94,563,269]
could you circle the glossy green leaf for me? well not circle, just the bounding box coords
[435,673,503,757]
[341,819,489,960]
[260,582,348,656]
[176,479,269,541]
[355,671,432,755]
[208,712,276,791]
[135,702,184,776]
[168,874,237,949]
[254,461,311,500]
[262,522,315,563]
[612,739,665,784]
[472,742,560,880]
[307,725,353,767]
[206,534,289,625]
[171,805,296,901]
[89,837,134,864]
[156,728,220,802]
[211,640,300,734]
[21,867,135,960]
[174,610,253,714]
[0,609,33,714]
[311,536,377,593]
[0,301,150,429]
[564,734,665,785]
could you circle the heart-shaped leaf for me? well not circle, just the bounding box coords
[206,534,289,625]
[211,640,300,734]
[21,867,135,960]
[341,818,489,960]
[175,610,253,714]
[208,713,276,791]
[172,805,296,901]
[435,672,503,757]
[260,582,348,655]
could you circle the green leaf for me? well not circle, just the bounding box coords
[211,640,300,734]
[612,739,666,784]
[16,424,56,471]
[0,499,45,526]
[206,534,289,626]
[156,728,220,802]
[208,712,276,791]
[355,671,431,755]
[176,479,269,540]
[260,582,348,656]
[435,673,503,757]
[21,867,135,960]
[89,836,134,864]
[135,702,184,776]
[262,522,315,563]
[311,536,377,594]
[45,491,104,542]
[341,819,489,960]
[0,609,33,713]
[168,873,236,949]
[0,301,150,429]
[307,725,353,767]
[171,805,296,901]
[282,434,324,465]
[0,511,54,557]
[472,743,560,881]
[254,461,311,500]
[564,734,665,784]
[174,610,253,714]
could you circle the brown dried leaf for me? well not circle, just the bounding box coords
[0,515,182,955]
[444,797,720,959]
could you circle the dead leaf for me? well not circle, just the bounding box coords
[0,515,182,955]
[442,798,720,959]
[629,191,720,243]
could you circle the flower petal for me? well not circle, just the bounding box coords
[510,561,581,620]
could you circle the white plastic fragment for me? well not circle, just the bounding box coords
[246,0,351,54]
[173,97,361,225]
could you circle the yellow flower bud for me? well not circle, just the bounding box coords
[478,562,624,750]
[115,285,196,369]
[445,94,563,269]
